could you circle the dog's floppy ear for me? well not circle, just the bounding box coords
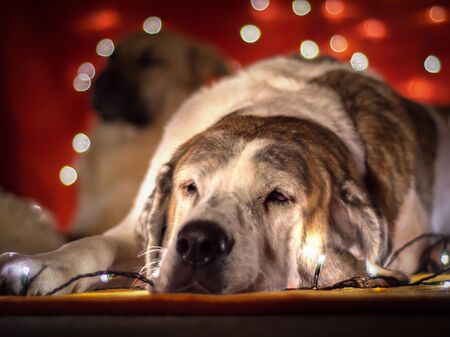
[188,44,230,87]
[330,179,389,266]
[140,164,174,260]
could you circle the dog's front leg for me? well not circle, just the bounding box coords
[0,220,142,296]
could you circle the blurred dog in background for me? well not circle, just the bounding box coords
[70,31,230,237]
[0,31,230,254]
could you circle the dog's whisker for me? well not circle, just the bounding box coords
[137,246,166,258]
[139,259,162,274]
[138,245,165,253]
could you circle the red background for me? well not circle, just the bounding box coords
[0,0,449,230]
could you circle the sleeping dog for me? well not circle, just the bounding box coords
[1,55,449,295]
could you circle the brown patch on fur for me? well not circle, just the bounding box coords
[400,98,438,212]
[311,70,437,229]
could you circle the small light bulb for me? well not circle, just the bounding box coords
[366,261,377,277]
[443,281,450,288]
[292,0,311,16]
[143,16,162,34]
[30,204,42,214]
[100,274,111,283]
[240,24,261,43]
[300,40,320,59]
[77,62,96,79]
[73,73,91,92]
[72,133,91,153]
[330,34,348,53]
[59,166,78,186]
[317,254,326,266]
[441,251,449,266]
[362,19,386,39]
[428,6,447,23]
[301,234,322,260]
[96,38,114,57]
[424,55,441,74]
[22,266,30,277]
[324,0,343,16]
[350,52,369,71]
[251,0,270,11]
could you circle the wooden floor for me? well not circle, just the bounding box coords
[1,274,450,337]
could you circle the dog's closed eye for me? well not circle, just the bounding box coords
[181,181,198,197]
[265,190,292,206]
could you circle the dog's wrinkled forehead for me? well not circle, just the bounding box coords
[173,129,310,195]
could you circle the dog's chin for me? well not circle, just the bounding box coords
[176,282,213,294]
[152,278,275,295]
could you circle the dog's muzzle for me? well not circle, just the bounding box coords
[168,220,234,293]
[176,220,234,265]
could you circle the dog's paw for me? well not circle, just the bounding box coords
[0,253,88,296]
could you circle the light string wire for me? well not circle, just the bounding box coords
[384,233,447,267]
[44,232,449,295]
[45,270,155,296]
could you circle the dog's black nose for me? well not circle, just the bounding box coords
[176,220,233,266]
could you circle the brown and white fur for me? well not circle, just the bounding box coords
[1,55,449,295]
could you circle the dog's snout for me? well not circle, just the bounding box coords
[176,220,233,266]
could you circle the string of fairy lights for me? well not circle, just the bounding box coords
[32,231,450,295]
[59,0,446,188]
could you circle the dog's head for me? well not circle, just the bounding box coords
[92,31,229,127]
[143,113,388,293]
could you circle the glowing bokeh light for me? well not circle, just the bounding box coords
[96,38,114,57]
[22,266,30,277]
[444,281,450,288]
[77,62,96,79]
[73,73,91,92]
[424,55,441,74]
[427,5,447,23]
[251,0,270,11]
[441,251,449,265]
[350,52,369,71]
[366,261,377,277]
[30,204,42,214]
[292,0,311,16]
[317,254,326,266]
[407,78,434,101]
[362,19,386,39]
[77,9,120,32]
[323,0,343,16]
[59,166,78,186]
[72,133,91,153]
[100,274,112,283]
[300,40,319,59]
[240,24,262,43]
[301,234,322,260]
[143,16,162,34]
[329,34,348,53]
